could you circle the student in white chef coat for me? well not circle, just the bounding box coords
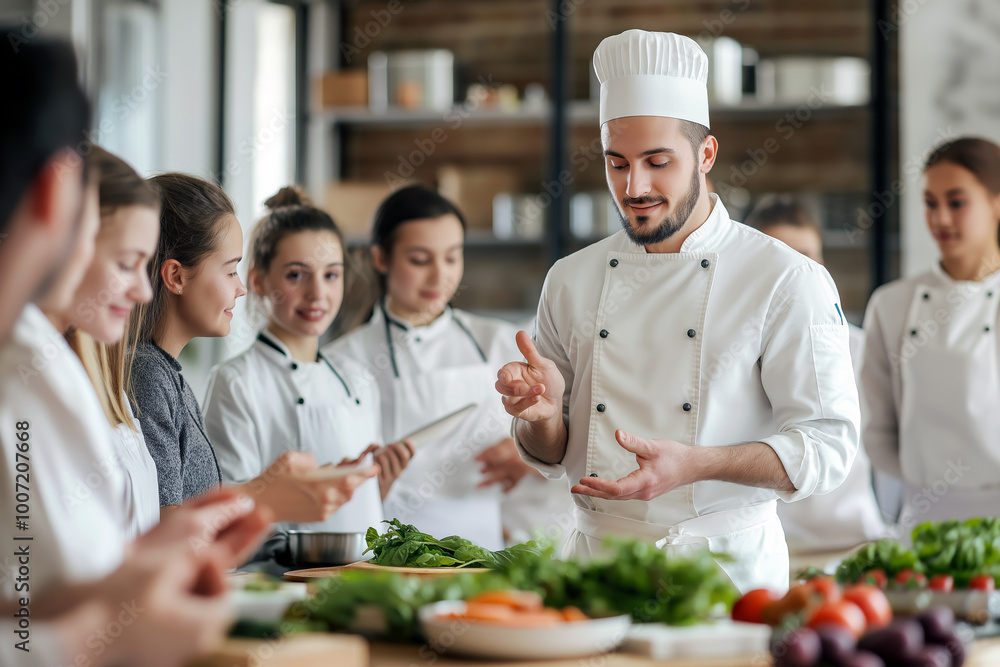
[325,185,572,550]
[497,30,860,593]
[0,36,273,667]
[130,173,376,521]
[744,195,888,551]
[45,147,162,540]
[204,186,412,534]
[863,136,1000,532]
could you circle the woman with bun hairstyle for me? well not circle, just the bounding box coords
[203,186,412,533]
[325,184,571,549]
[128,173,375,521]
[862,136,1000,529]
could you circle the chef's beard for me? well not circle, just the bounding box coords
[615,167,701,245]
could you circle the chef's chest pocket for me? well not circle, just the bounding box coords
[809,324,857,420]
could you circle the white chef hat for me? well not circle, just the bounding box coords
[593,29,710,128]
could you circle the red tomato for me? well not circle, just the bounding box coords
[807,577,842,603]
[807,600,868,638]
[928,574,954,593]
[894,569,927,588]
[970,574,996,592]
[732,588,781,624]
[843,584,892,629]
[862,569,888,588]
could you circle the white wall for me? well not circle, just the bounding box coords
[900,0,1000,276]
[160,0,218,178]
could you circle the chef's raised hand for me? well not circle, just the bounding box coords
[571,429,692,501]
[496,330,565,424]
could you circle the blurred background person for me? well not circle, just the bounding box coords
[744,194,889,552]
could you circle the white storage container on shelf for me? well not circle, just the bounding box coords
[368,49,455,112]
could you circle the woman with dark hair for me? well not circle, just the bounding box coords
[203,186,412,536]
[325,184,570,549]
[863,136,1000,529]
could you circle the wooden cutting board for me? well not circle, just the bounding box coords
[284,561,491,581]
[190,633,367,667]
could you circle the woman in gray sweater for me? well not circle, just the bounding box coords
[129,173,375,520]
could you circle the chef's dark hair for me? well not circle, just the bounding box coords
[925,137,1000,196]
[743,194,821,235]
[132,173,236,344]
[680,121,710,158]
[371,184,467,254]
[0,33,91,235]
[250,185,345,274]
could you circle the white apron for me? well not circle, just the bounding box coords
[896,272,1000,528]
[205,332,384,534]
[565,247,788,591]
[295,351,384,533]
[379,306,504,549]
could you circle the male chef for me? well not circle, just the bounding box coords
[496,30,860,592]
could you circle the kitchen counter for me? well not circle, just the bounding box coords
[194,634,1000,667]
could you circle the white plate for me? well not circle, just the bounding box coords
[228,581,308,621]
[418,601,631,659]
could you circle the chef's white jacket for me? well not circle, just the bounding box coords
[862,263,1000,528]
[325,305,573,550]
[203,330,384,532]
[777,325,886,552]
[516,195,859,591]
[0,305,127,599]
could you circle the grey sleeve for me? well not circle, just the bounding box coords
[130,358,184,507]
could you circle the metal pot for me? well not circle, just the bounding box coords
[284,531,369,568]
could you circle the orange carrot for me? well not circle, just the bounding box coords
[466,590,543,611]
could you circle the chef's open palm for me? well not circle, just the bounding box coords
[571,430,689,501]
[496,331,565,424]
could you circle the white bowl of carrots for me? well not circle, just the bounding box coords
[418,590,631,659]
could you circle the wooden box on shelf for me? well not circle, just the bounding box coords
[315,70,368,109]
[324,180,402,238]
[437,164,521,230]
